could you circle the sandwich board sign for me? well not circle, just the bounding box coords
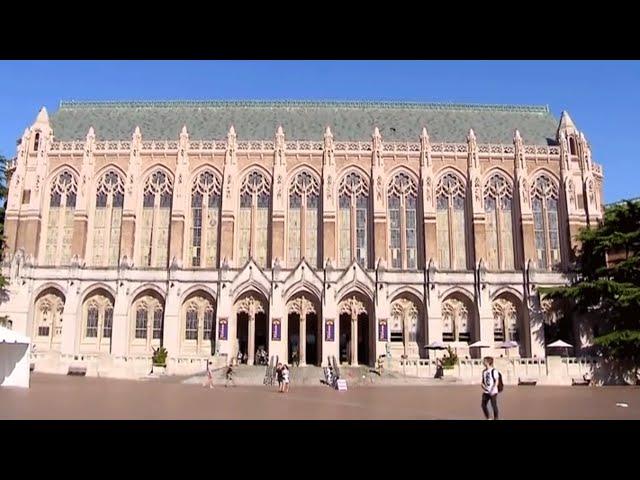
[337,379,348,391]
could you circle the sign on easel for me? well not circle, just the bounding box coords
[337,379,348,391]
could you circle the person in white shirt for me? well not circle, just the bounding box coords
[481,356,500,420]
[282,364,290,393]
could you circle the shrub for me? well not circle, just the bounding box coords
[152,346,168,366]
[441,346,458,368]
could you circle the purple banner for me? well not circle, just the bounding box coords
[272,318,281,341]
[325,319,335,342]
[218,319,228,341]
[378,319,388,342]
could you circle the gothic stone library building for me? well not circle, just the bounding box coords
[1,101,604,376]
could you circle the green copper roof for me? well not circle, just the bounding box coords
[50,100,560,145]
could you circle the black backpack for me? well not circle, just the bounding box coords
[496,369,504,393]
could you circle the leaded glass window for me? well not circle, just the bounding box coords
[238,171,271,267]
[484,173,515,270]
[92,170,125,266]
[190,170,221,268]
[531,175,561,270]
[388,172,419,269]
[436,173,467,270]
[338,172,369,268]
[182,294,216,354]
[44,170,78,266]
[287,171,320,267]
[82,291,114,350]
[132,294,164,350]
[139,170,173,268]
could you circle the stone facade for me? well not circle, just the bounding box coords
[0,101,605,376]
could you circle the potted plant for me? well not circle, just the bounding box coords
[152,346,168,375]
[441,346,458,375]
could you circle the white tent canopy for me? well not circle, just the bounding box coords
[0,325,31,388]
[547,339,573,348]
[424,341,447,349]
[468,341,491,348]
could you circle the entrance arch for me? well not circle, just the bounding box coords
[390,295,425,358]
[234,294,268,365]
[286,294,321,366]
[492,294,528,357]
[338,294,372,366]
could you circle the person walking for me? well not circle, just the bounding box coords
[203,360,214,389]
[480,356,502,420]
[282,364,290,393]
[276,363,284,392]
[225,364,236,388]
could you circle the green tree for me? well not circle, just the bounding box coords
[542,199,640,380]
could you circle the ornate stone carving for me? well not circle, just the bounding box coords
[287,296,316,316]
[235,296,265,317]
[441,298,469,341]
[492,297,518,340]
[339,296,366,319]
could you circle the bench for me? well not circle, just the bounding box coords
[518,378,537,386]
[67,365,87,376]
[571,378,590,386]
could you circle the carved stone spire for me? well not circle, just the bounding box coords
[467,128,479,170]
[420,127,431,167]
[557,110,578,139]
[323,126,335,166]
[35,106,49,126]
[275,125,286,166]
[372,127,383,167]
[225,125,237,166]
[513,129,525,173]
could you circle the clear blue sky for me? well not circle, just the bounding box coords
[0,60,637,203]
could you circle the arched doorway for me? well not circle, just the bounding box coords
[130,290,165,355]
[441,293,477,358]
[234,294,268,365]
[33,287,65,352]
[493,294,528,357]
[181,291,216,356]
[286,295,321,366]
[80,288,115,354]
[338,295,371,366]
[390,295,425,359]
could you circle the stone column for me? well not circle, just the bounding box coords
[162,284,181,361]
[272,126,287,266]
[322,127,336,266]
[299,314,307,366]
[220,126,238,266]
[60,283,81,356]
[111,284,131,358]
[248,315,256,366]
[371,128,387,266]
[467,129,484,268]
[420,128,436,269]
[350,314,358,365]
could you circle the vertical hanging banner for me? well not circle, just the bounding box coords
[271,318,281,341]
[325,319,335,342]
[378,319,388,342]
[218,318,228,341]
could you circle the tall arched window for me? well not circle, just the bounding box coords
[484,173,515,270]
[492,297,519,343]
[442,297,471,343]
[388,172,418,269]
[81,290,114,352]
[44,170,78,266]
[338,172,369,268]
[33,289,65,351]
[139,170,173,268]
[33,132,40,151]
[182,293,215,355]
[131,293,164,352]
[436,173,466,270]
[190,170,221,268]
[288,171,320,267]
[92,170,125,266]
[238,171,271,267]
[531,175,560,270]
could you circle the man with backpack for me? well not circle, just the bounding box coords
[481,356,503,420]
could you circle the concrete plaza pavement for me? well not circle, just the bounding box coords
[0,373,638,420]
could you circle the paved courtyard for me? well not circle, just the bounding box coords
[1,373,639,420]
